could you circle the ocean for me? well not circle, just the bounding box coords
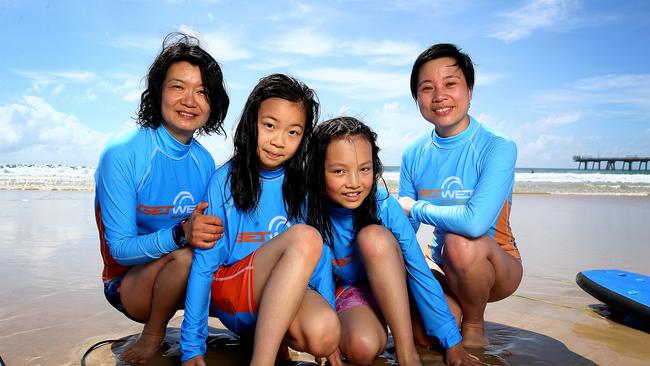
[2,164,650,195]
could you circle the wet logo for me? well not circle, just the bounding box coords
[137,191,197,218]
[418,176,473,204]
[237,215,291,243]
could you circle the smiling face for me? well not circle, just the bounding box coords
[160,61,210,144]
[256,97,306,170]
[416,56,472,137]
[324,135,374,209]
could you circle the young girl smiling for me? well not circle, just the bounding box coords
[180,74,338,366]
[306,117,479,366]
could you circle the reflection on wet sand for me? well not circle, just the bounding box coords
[2,192,650,365]
[80,321,599,366]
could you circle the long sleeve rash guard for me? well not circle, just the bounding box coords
[94,126,215,282]
[327,188,461,349]
[180,162,334,361]
[398,116,519,265]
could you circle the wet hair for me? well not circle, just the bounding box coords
[228,73,319,219]
[137,32,229,136]
[306,116,384,247]
[410,43,475,100]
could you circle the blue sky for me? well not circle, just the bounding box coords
[1,0,649,168]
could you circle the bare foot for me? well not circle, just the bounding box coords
[460,322,488,349]
[396,349,422,366]
[120,331,164,364]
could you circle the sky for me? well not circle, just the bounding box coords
[1,0,649,168]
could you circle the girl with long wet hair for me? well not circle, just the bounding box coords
[180,74,339,366]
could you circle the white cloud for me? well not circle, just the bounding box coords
[267,28,338,56]
[0,97,113,165]
[475,71,503,86]
[52,84,64,95]
[15,70,96,92]
[197,134,233,166]
[179,25,253,61]
[537,112,582,127]
[298,67,410,101]
[266,1,316,21]
[265,29,420,66]
[345,39,421,66]
[473,112,510,133]
[518,133,576,167]
[488,0,576,42]
[382,102,401,113]
[91,74,143,102]
[537,74,650,111]
[367,102,426,165]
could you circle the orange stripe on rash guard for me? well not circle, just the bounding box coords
[95,203,130,282]
[493,199,520,259]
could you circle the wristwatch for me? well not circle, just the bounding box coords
[172,219,189,248]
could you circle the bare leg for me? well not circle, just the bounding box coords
[285,290,340,358]
[338,306,387,365]
[119,247,194,364]
[249,224,324,366]
[441,233,522,348]
[357,225,421,366]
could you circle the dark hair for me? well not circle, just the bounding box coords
[228,73,319,219]
[410,43,475,100]
[306,116,384,247]
[137,32,229,136]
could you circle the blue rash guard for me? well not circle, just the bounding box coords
[328,188,461,349]
[399,116,519,265]
[94,126,215,282]
[180,162,334,362]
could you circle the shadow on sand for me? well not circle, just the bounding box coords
[586,304,650,333]
[80,322,596,366]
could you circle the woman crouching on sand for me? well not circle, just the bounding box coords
[399,43,523,349]
[94,32,228,364]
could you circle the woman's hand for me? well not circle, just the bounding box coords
[445,344,483,366]
[183,202,224,249]
[398,196,416,218]
[181,355,206,366]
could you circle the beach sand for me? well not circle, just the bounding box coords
[1,191,649,365]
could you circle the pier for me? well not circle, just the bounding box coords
[573,155,650,170]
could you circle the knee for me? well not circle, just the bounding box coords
[356,225,398,260]
[168,247,194,272]
[340,332,383,365]
[301,310,340,357]
[442,233,478,269]
[286,224,323,264]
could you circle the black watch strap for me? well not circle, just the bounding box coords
[173,220,189,248]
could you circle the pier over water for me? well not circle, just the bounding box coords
[573,155,650,170]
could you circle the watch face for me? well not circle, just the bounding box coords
[174,222,189,248]
[179,235,189,247]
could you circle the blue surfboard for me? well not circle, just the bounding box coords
[576,269,650,321]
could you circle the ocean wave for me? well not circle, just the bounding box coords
[2,164,650,195]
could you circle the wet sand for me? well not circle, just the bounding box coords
[0,191,649,365]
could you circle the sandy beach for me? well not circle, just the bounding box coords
[1,191,649,365]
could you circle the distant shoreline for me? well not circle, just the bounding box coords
[2,164,650,196]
